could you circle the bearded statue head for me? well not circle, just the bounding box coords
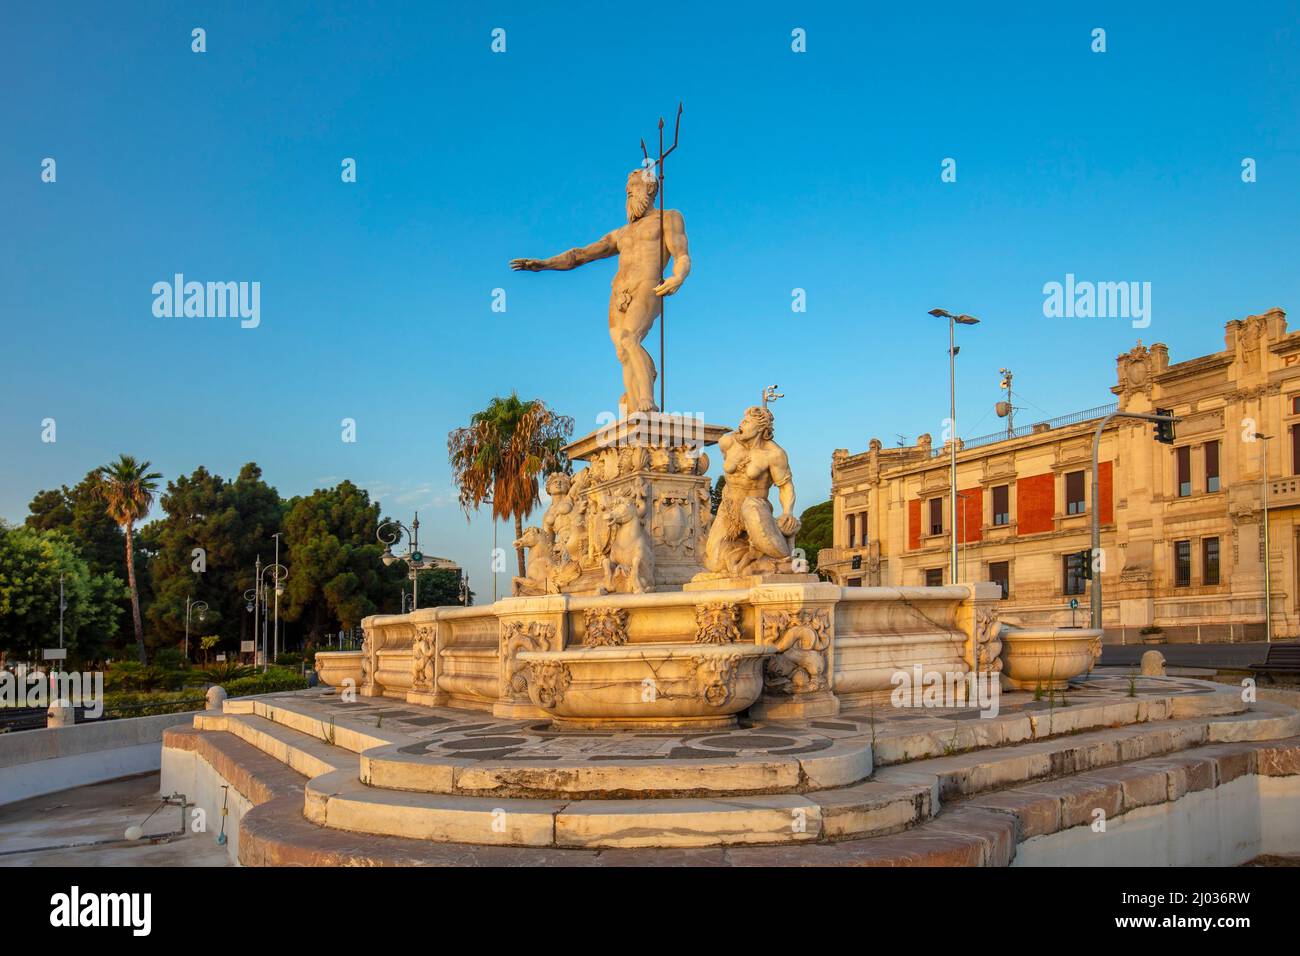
[626,166,659,222]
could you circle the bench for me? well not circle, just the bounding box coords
[1250,643,1300,682]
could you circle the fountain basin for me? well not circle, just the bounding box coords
[516,643,775,730]
[999,627,1103,690]
[314,651,364,689]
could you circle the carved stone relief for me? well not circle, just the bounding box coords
[693,602,742,644]
[583,606,630,647]
[759,608,831,695]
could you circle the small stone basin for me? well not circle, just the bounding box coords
[515,643,776,730]
[1000,627,1103,691]
[315,650,364,689]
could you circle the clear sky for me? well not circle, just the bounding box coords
[3,1,1299,599]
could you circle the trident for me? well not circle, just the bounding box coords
[762,385,784,409]
[640,101,683,413]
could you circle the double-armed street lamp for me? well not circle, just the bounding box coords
[247,555,287,672]
[928,308,981,583]
[378,511,459,611]
[184,596,209,660]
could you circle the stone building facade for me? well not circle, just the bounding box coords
[819,308,1300,644]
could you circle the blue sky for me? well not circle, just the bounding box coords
[3,1,1299,598]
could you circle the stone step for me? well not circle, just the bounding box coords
[358,737,873,799]
[305,770,933,849]
[867,683,1247,766]
[873,700,1300,804]
[225,695,409,754]
[194,712,354,779]
[166,722,1300,865]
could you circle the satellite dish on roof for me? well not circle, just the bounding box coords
[995,401,1011,418]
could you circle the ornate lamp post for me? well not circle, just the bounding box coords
[248,556,287,672]
[184,596,209,661]
[244,587,258,664]
[377,511,459,611]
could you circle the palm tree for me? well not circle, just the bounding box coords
[448,395,573,576]
[96,455,162,662]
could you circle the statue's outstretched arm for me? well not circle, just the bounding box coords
[654,210,691,296]
[511,233,618,272]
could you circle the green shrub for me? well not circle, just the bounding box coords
[223,671,309,697]
[153,648,189,671]
[274,652,305,669]
[196,661,256,684]
[104,661,185,692]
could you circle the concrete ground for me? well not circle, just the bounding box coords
[0,772,231,867]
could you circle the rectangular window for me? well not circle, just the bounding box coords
[925,568,944,587]
[1292,395,1300,415]
[847,513,856,548]
[1292,424,1300,477]
[1205,441,1220,493]
[1176,446,1191,497]
[1174,540,1192,587]
[992,485,1010,526]
[858,511,869,546]
[847,577,862,588]
[1063,553,1087,595]
[1203,537,1220,586]
[988,560,1009,599]
[1065,471,1086,515]
[929,498,943,536]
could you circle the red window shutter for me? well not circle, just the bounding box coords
[960,487,982,543]
[1018,473,1055,534]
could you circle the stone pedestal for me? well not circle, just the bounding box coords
[746,583,842,719]
[494,596,569,718]
[551,412,730,594]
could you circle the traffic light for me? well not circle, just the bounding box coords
[851,554,862,571]
[1154,408,1175,445]
[1077,549,1093,580]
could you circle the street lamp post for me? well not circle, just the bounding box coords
[244,587,258,664]
[929,308,980,583]
[378,511,459,611]
[184,595,209,661]
[249,556,287,673]
[1088,408,1179,632]
[956,490,973,582]
[272,532,284,662]
[1256,434,1274,643]
[58,571,67,650]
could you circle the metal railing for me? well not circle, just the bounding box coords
[930,403,1119,456]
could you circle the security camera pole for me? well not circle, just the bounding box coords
[1089,408,1180,631]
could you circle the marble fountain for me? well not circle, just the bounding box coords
[165,153,1300,866]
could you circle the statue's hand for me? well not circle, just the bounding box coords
[510,258,544,272]
[776,513,801,537]
[654,276,683,296]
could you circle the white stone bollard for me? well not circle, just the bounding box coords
[47,701,76,727]
[206,685,229,711]
[1140,650,1166,677]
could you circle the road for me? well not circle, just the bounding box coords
[1099,641,1279,670]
